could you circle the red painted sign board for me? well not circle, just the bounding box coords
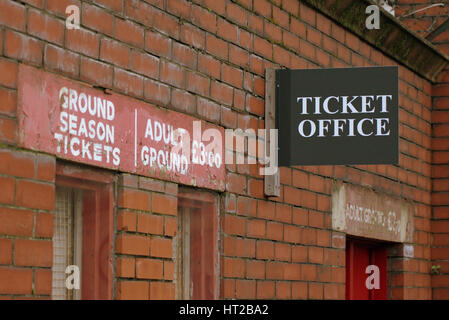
[18,65,225,191]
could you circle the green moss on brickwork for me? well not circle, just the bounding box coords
[302,0,448,82]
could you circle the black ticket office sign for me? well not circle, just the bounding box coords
[276,66,398,166]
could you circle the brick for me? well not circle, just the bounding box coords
[94,0,123,13]
[248,178,264,198]
[66,28,100,58]
[125,0,153,25]
[117,281,149,300]
[81,56,114,88]
[28,9,64,46]
[301,264,317,281]
[0,176,14,204]
[256,200,275,220]
[114,68,144,97]
[197,97,220,123]
[118,188,151,211]
[117,210,137,232]
[115,18,144,48]
[273,6,289,29]
[170,88,196,114]
[138,213,163,235]
[119,174,138,188]
[223,214,246,236]
[0,238,12,264]
[247,219,266,238]
[164,261,174,280]
[266,261,283,280]
[4,30,43,66]
[284,225,301,243]
[44,44,80,78]
[0,149,34,178]
[37,153,55,182]
[266,221,283,241]
[16,180,54,211]
[82,3,114,35]
[116,234,150,256]
[167,0,191,19]
[206,34,228,61]
[100,38,130,69]
[246,260,265,279]
[164,216,177,237]
[130,51,159,79]
[292,281,307,299]
[250,54,264,76]
[180,23,205,49]
[203,0,225,15]
[256,240,274,260]
[246,94,264,117]
[276,281,291,299]
[160,61,185,88]
[226,173,246,195]
[218,18,238,43]
[0,117,15,143]
[227,2,247,25]
[192,5,216,33]
[0,267,32,294]
[235,279,256,299]
[145,30,171,59]
[254,0,271,17]
[173,42,197,69]
[248,14,263,34]
[150,281,175,299]
[139,177,164,192]
[0,0,26,31]
[230,44,249,69]
[152,193,177,216]
[150,237,173,258]
[144,79,171,106]
[117,257,135,278]
[284,263,301,281]
[153,9,180,39]
[222,278,235,298]
[292,245,308,263]
[35,213,53,238]
[222,64,243,88]
[46,0,81,17]
[15,240,52,267]
[254,36,272,59]
[198,53,221,79]
[284,186,301,206]
[35,269,52,295]
[308,282,323,299]
[273,45,291,67]
[136,258,163,279]
[264,20,282,44]
[239,28,252,51]
[186,71,210,97]
[275,243,291,262]
[221,106,237,128]
[234,238,255,258]
[256,280,275,299]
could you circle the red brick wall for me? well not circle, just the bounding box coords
[431,69,449,300]
[395,1,449,54]
[0,148,55,299]
[116,174,177,300]
[0,0,442,300]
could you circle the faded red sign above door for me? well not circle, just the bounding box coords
[18,65,225,191]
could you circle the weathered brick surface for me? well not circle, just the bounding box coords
[0,0,446,300]
[116,174,177,299]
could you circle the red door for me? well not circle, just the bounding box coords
[346,239,387,300]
